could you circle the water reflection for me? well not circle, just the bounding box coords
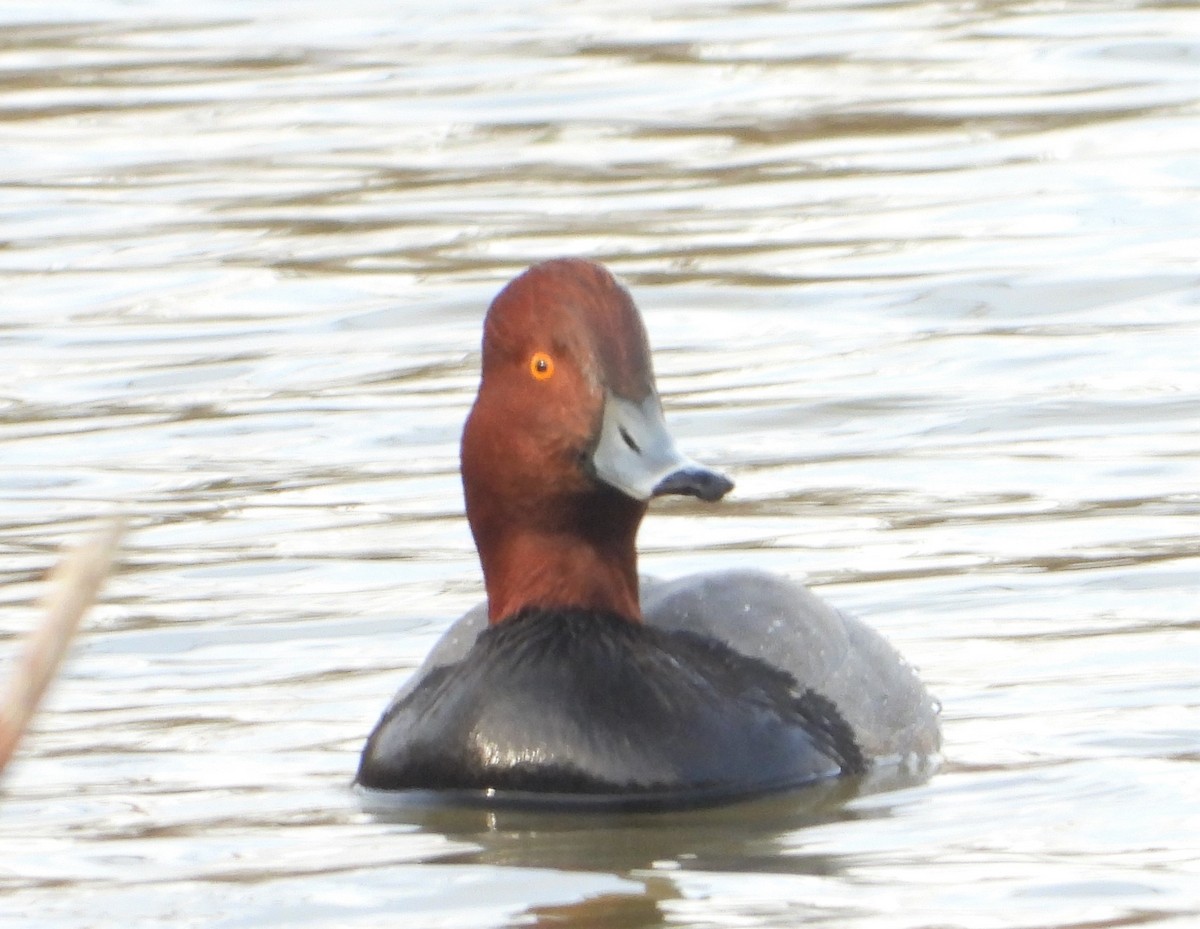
[365,778,911,928]
[364,778,869,873]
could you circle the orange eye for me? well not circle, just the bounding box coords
[529,351,555,381]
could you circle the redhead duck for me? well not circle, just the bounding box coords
[357,259,940,807]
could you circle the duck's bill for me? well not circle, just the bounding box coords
[590,392,734,503]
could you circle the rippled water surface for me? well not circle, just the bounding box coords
[2,1,1198,927]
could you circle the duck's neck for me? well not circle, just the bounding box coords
[472,492,646,625]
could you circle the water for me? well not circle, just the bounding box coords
[2,1,1198,926]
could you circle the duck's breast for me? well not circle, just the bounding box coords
[358,608,855,801]
[378,569,939,777]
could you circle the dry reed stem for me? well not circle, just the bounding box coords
[0,518,125,776]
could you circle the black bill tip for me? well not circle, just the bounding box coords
[651,467,734,503]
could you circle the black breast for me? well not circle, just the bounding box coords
[356,608,863,806]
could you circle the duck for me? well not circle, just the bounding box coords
[357,258,940,808]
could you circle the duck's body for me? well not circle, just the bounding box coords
[357,604,863,804]
[358,258,939,807]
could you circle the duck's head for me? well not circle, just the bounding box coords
[461,259,733,624]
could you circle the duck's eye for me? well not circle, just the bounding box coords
[529,351,555,381]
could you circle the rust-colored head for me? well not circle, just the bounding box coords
[461,259,733,624]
